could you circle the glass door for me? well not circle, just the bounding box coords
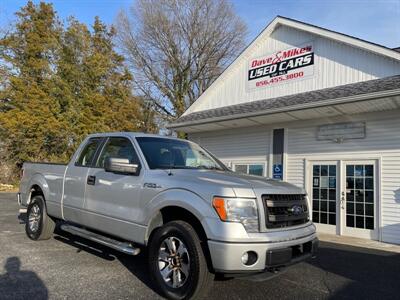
[311,162,339,234]
[341,161,378,240]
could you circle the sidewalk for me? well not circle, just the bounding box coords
[318,233,400,253]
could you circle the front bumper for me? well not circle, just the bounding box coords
[208,233,318,273]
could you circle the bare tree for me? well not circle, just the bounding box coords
[116,0,247,118]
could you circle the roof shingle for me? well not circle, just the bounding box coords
[169,75,400,127]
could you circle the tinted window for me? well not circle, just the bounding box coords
[234,164,264,176]
[76,138,102,167]
[235,164,248,174]
[249,164,264,176]
[136,137,225,170]
[96,137,140,168]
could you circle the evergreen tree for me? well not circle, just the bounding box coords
[0,1,69,164]
[0,1,155,181]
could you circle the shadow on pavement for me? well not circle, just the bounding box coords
[309,241,400,299]
[17,211,27,224]
[53,228,161,297]
[18,210,161,296]
[0,256,48,299]
[49,225,400,300]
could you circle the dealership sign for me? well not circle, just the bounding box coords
[247,44,314,90]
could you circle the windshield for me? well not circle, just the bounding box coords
[136,137,227,171]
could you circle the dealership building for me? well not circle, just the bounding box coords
[169,16,400,244]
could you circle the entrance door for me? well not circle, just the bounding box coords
[341,161,378,240]
[310,160,379,240]
[311,162,339,234]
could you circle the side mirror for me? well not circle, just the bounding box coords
[104,157,140,175]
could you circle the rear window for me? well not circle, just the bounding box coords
[75,138,102,167]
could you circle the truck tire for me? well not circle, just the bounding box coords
[26,195,55,240]
[148,221,213,300]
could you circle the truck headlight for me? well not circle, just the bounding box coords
[212,197,259,233]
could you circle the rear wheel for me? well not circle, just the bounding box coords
[148,221,213,299]
[26,195,55,240]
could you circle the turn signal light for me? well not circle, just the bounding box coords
[212,197,227,221]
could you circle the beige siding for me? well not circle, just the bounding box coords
[189,110,400,244]
[286,110,400,245]
[286,111,400,189]
[381,155,400,244]
[189,127,270,162]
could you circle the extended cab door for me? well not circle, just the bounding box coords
[63,137,104,224]
[83,136,145,243]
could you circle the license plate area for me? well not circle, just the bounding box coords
[266,241,314,267]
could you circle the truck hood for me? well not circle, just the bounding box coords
[168,169,305,197]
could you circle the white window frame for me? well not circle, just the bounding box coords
[305,154,382,242]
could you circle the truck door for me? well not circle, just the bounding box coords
[62,137,104,224]
[83,136,145,243]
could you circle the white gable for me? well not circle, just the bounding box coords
[184,17,400,115]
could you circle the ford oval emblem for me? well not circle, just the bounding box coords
[290,205,303,216]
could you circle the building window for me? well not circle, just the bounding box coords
[272,128,285,180]
[233,163,265,176]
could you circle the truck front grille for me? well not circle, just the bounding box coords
[262,194,309,229]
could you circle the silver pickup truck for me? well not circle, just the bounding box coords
[18,132,317,299]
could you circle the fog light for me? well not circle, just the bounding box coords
[241,252,249,264]
[241,251,258,266]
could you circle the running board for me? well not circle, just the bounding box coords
[60,224,141,256]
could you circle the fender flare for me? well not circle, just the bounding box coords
[143,188,216,244]
[27,173,49,204]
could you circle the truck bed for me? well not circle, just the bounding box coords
[19,162,68,209]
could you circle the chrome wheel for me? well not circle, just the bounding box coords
[28,203,41,233]
[158,237,190,288]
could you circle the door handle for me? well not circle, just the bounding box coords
[340,196,345,209]
[87,175,96,185]
[340,191,345,209]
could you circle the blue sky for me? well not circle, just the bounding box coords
[1,0,399,48]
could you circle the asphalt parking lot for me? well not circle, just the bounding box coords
[1,193,399,299]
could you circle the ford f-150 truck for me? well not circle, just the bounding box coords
[18,132,317,299]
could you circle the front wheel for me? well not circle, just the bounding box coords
[26,195,55,240]
[148,221,213,299]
